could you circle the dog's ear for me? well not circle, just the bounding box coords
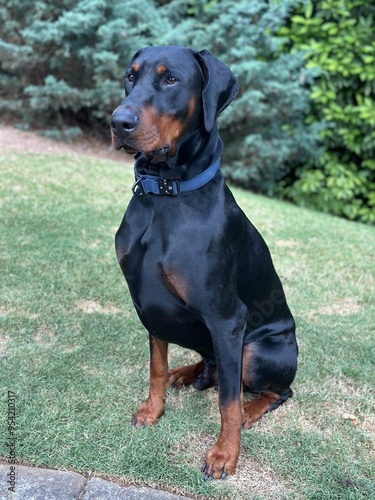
[196,49,239,132]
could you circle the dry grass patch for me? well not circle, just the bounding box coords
[283,378,374,443]
[33,326,55,346]
[275,239,300,248]
[75,300,119,315]
[80,364,107,377]
[174,432,296,499]
[226,453,297,500]
[306,296,363,323]
[0,305,13,316]
[0,329,8,354]
[318,297,363,316]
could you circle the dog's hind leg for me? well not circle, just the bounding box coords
[242,389,293,429]
[167,356,218,390]
[241,337,297,429]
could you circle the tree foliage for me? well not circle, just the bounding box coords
[0,0,164,139]
[278,0,375,223]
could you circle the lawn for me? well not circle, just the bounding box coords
[1,150,374,499]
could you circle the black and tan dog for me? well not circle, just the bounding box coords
[111,46,298,480]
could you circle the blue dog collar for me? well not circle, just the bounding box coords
[132,157,221,196]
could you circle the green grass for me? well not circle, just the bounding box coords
[1,150,374,499]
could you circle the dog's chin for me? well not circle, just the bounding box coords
[111,134,138,154]
[114,137,170,158]
[123,144,138,154]
[129,144,170,158]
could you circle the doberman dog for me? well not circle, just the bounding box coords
[110,46,298,480]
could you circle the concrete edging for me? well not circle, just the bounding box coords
[0,464,190,500]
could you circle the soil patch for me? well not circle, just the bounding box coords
[0,123,132,163]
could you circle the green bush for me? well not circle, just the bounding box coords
[278,0,375,223]
[160,0,323,193]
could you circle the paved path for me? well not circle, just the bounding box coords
[0,465,191,500]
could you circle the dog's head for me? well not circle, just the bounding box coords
[110,46,239,158]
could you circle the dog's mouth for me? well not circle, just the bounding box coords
[113,134,169,157]
[122,144,138,155]
[111,133,136,154]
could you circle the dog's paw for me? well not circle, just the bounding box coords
[166,361,205,389]
[201,443,239,480]
[131,399,164,427]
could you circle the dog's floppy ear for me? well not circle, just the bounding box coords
[196,49,239,132]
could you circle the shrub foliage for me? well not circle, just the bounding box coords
[279,0,375,223]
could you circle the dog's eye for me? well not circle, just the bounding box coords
[126,73,135,83]
[164,77,178,86]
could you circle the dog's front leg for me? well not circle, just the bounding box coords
[202,307,247,480]
[203,396,243,480]
[132,334,168,427]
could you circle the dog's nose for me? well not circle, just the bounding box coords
[111,109,139,134]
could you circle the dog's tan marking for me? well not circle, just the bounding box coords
[159,265,188,304]
[132,336,168,427]
[156,64,167,75]
[242,392,281,429]
[188,96,196,118]
[204,399,242,478]
[129,106,185,155]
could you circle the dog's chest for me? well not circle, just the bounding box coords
[115,190,235,317]
[116,203,196,307]
[115,208,213,346]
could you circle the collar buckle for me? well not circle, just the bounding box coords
[157,178,180,196]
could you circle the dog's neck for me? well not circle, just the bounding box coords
[134,127,222,181]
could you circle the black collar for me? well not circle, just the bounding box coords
[132,156,221,196]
